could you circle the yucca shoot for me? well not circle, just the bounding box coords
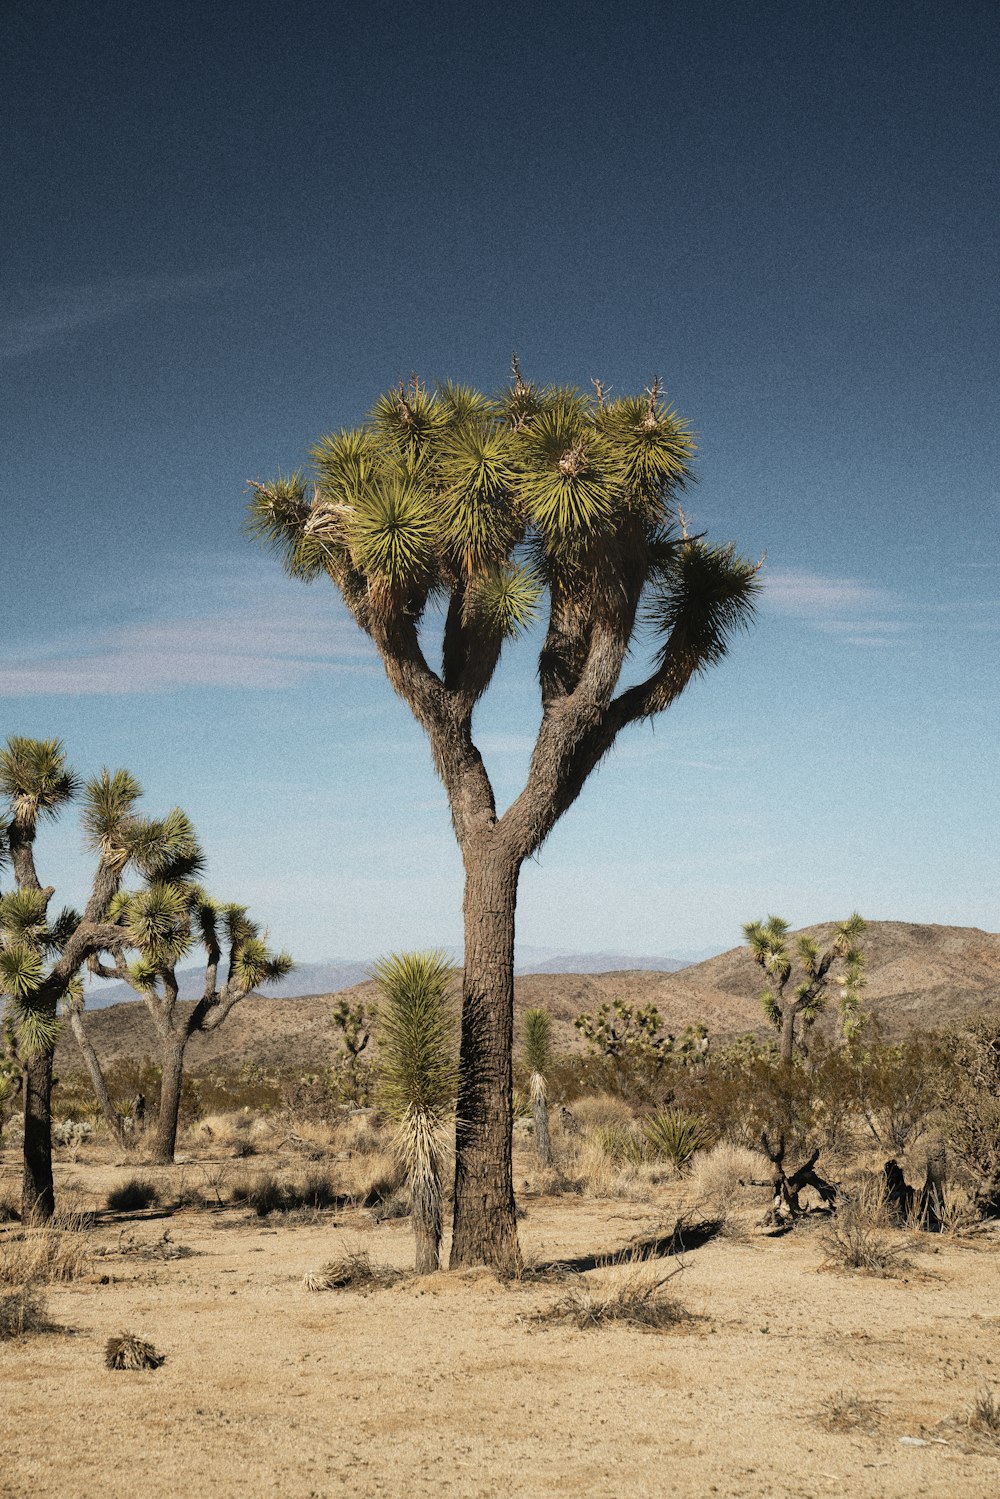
[522,1008,554,1167]
[373,951,458,1272]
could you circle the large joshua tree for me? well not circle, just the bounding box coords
[0,741,200,1219]
[247,364,759,1271]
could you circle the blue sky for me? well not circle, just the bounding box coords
[2,0,997,966]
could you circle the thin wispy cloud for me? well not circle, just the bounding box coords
[762,568,904,647]
[0,597,375,696]
[1,271,239,361]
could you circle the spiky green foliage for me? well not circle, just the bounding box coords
[0,738,79,827]
[522,1008,552,1079]
[246,368,758,669]
[373,951,458,1124]
[743,914,868,1057]
[373,950,458,1271]
[641,1109,714,1170]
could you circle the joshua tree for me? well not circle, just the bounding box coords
[0,741,198,1219]
[330,996,375,1105]
[96,885,292,1163]
[373,950,458,1273]
[522,1007,554,1167]
[743,914,866,1065]
[247,366,759,1270]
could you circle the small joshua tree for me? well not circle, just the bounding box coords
[575,999,676,1101]
[0,741,199,1220]
[743,914,866,1065]
[330,997,375,1105]
[522,1007,554,1167]
[373,951,458,1273]
[97,885,293,1163]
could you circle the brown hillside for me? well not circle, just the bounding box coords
[56,920,1000,1076]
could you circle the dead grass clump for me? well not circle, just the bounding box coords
[535,1266,689,1333]
[931,1183,982,1238]
[969,1387,1000,1438]
[570,1094,634,1133]
[818,1390,886,1435]
[690,1142,772,1207]
[303,1249,404,1293]
[0,1191,19,1223]
[821,1184,912,1277]
[230,1168,286,1216]
[339,1149,405,1207]
[104,1331,165,1369]
[337,1111,390,1157]
[106,1177,160,1212]
[1,1225,91,1286]
[0,1285,48,1340]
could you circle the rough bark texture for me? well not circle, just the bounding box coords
[412,1173,443,1274]
[68,1008,128,1150]
[780,1008,797,1066]
[450,848,521,1274]
[531,1076,554,1167]
[149,1038,186,1165]
[22,1046,55,1222]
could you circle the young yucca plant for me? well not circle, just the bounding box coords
[373,951,458,1273]
[641,1109,713,1171]
[522,1008,554,1167]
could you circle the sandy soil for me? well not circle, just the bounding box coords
[2,1154,999,1499]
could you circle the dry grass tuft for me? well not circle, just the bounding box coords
[0,1285,49,1340]
[969,1387,1000,1439]
[106,1177,160,1212]
[818,1390,885,1435]
[1,1224,91,1287]
[104,1331,165,1369]
[821,1182,912,1278]
[570,1094,634,1132]
[535,1265,689,1333]
[303,1249,404,1293]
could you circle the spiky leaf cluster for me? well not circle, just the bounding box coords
[246,369,753,669]
[522,1007,552,1079]
[0,737,79,828]
[372,950,458,1125]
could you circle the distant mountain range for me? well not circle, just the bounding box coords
[85,949,701,1009]
[61,921,1000,1076]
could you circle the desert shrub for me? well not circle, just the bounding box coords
[817,1391,885,1435]
[641,1109,713,1170]
[677,1050,817,1153]
[0,1286,48,1340]
[1,1224,91,1287]
[594,1122,647,1165]
[303,1249,404,1292]
[689,1142,773,1210]
[535,1266,688,1332]
[929,1182,981,1237]
[53,1118,94,1149]
[854,1031,951,1154]
[969,1388,1000,1438]
[570,1093,635,1132]
[106,1178,160,1212]
[821,1182,911,1277]
[296,1170,344,1210]
[942,1017,1000,1214]
[229,1169,286,1216]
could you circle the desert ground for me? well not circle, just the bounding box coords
[2,1133,999,1499]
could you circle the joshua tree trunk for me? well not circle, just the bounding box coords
[412,1166,443,1274]
[22,1043,55,1222]
[149,1035,186,1165]
[531,1075,554,1167]
[68,1009,128,1150]
[780,1006,798,1065]
[450,847,521,1274]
